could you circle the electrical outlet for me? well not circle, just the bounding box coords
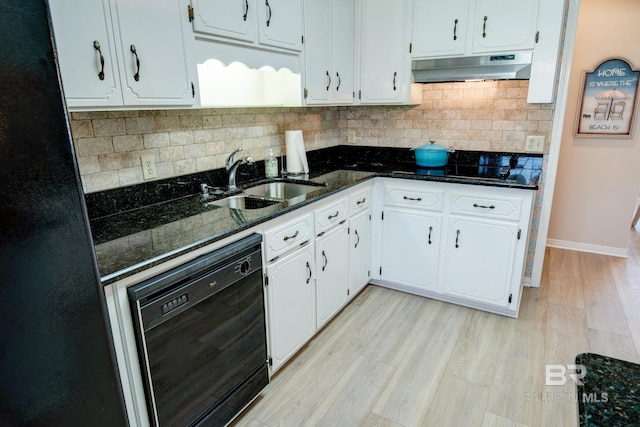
[348,130,356,144]
[525,135,545,153]
[141,155,157,180]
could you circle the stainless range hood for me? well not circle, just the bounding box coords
[412,53,532,83]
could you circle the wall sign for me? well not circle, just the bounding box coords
[575,58,638,138]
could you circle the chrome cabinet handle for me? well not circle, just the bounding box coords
[322,250,327,271]
[453,19,459,41]
[326,71,331,91]
[428,226,432,245]
[327,211,339,220]
[93,41,105,81]
[306,261,312,283]
[336,71,341,91]
[130,45,140,81]
[354,229,360,248]
[393,71,397,91]
[473,203,495,209]
[283,230,299,241]
[482,16,488,38]
[356,197,366,205]
[243,0,249,21]
[403,196,422,201]
[455,229,460,248]
[265,0,271,26]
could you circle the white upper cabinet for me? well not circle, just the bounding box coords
[49,0,123,108]
[357,0,411,104]
[191,0,303,52]
[50,0,195,110]
[411,0,541,59]
[257,0,304,51]
[112,0,194,106]
[190,0,256,43]
[411,0,469,58]
[470,0,539,54]
[304,0,355,105]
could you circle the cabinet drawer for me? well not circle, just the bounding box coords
[315,197,349,235]
[384,185,444,211]
[449,192,522,221]
[350,187,371,215]
[264,213,313,261]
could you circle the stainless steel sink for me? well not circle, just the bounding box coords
[243,181,324,201]
[205,195,282,210]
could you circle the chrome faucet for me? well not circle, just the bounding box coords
[226,147,254,191]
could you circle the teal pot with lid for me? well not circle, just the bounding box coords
[411,141,455,167]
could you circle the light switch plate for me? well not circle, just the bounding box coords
[141,155,157,180]
[525,135,545,153]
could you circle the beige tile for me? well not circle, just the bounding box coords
[75,137,114,157]
[70,120,93,138]
[98,153,132,171]
[125,116,155,134]
[93,118,126,137]
[82,171,119,193]
[113,135,144,152]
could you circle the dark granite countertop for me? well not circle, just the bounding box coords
[89,146,542,285]
[576,353,640,426]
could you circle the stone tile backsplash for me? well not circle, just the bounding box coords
[71,80,554,193]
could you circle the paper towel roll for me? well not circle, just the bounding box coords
[285,130,309,174]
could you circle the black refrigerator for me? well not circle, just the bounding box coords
[0,1,128,425]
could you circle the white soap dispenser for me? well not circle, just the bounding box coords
[265,148,278,178]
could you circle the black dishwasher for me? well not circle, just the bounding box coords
[128,233,268,427]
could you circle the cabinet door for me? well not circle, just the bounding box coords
[411,0,469,58]
[442,217,518,307]
[358,0,409,104]
[111,0,194,106]
[266,245,316,372]
[380,208,440,291]
[49,0,123,108]
[471,0,539,53]
[257,0,303,51]
[303,0,332,104]
[331,0,355,104]
[316,225,350,328]
[190,0,256,42]
[350,209,372,296]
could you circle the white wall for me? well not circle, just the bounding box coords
[548,0,640,256]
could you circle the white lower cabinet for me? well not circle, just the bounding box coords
[315,223,350,328]
[265,242,315,372]
[442,216,519,307]
[380,208,440,291]
[349,208,372,296]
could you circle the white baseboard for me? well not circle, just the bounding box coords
[546,238,628,258]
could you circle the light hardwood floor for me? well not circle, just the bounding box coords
[234,231,640,427]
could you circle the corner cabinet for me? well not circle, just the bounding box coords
[356,0,411,104]
[303,0,355,105]
[373,179,534,317]
[49,0,196,110]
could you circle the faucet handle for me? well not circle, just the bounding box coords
[226,147,243,169]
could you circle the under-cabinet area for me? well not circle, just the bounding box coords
[102,171,535,426]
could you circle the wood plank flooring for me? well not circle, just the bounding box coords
[234,231,640,427]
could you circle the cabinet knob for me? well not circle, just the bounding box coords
[243,0,249,21]
[453,19,459,41]
[326,71,331,91]
[455,229,460,248]
[482,16,488,38]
